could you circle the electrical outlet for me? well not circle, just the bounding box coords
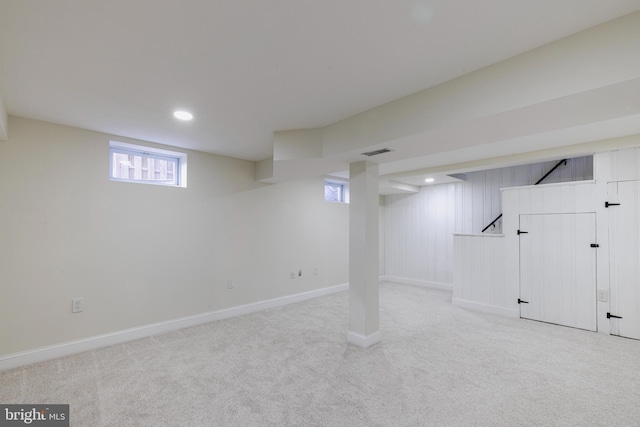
[298,270,302,277]
[72,298,84,313]
[227,278,235,289]
[290,271,296,279]
[597,289,608,302]
[313,267,319,276]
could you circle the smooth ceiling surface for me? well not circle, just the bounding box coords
[1,1,640,164]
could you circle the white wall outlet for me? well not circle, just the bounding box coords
[72,297,84,313]
[290,271,296,279]
[313,267,319,276]
[597,289,608,302]
[227,278,235,289]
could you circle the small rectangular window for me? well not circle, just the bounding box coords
[109,141,187,187]
[324,179,349,203]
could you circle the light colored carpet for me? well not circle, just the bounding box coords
[2,282,640,426]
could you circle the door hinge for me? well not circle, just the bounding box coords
[517,230,528,235]
[518,298,529,304]
[590,243,600,248]
[605,202,621,208]
[607,313,622,319]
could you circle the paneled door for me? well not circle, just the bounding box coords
[519,213,597,331]
[608,181,640,340]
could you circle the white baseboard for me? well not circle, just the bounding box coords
[347,330,382,348]
[380,275,453,292]
[0,283,349,372]
[452,298,519,318]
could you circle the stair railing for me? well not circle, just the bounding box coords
[481,159,567,233]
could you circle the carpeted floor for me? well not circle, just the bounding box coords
[2,282,640,426]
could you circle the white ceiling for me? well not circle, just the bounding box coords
[1,1,640,175]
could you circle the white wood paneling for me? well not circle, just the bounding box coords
[384,183,457,284]
[519,213,597,331]
[384,156,593,287]
[608,181,640,340]
[503,180,597,323]
[456,156,593,234]
[452,234,515,317]
[598,148,640,338]
[611,148,640,182]
[594,151,613,334]
[503,180,596,215]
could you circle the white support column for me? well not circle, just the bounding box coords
[347,161,381,348]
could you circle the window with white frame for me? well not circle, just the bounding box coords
[324,179,349,203]
[109,141,187,187]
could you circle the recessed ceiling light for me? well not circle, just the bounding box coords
[425,178,435,183]
[173,110,193,121]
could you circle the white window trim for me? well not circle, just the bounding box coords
[109,141,187,188]
[324,178,350,203]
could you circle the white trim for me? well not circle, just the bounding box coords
[452,298,520,318]
[0,283,349,372]
[452,233,505,238]
[347,330,382,348]
[380,275,453,291]
[109,140,185,158]
[501,179,596,192]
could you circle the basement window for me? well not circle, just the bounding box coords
[325,179,349,203]
[109,141,187,187]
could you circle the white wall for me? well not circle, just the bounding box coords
[384,183,456,285]
[452,234,512,317]
[0,117,349,356]
[593,145,640,335]
[384,157,592,284]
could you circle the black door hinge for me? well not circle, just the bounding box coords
[605,202,621,208]
[590,244,600,248]
[517,230,528,235]
[607,313,622,319]
[518,298,529,304]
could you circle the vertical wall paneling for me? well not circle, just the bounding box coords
[379,197,385,276]
[611,148,640,181]
[595,151,612,334]
[456,156,593,234]
[598,147,640,338]
[452,234,515,317]
[384,156,594,287]
[519,213,597,331]
[608,181,640,340]
[500,180,597,323]
[384,184,457,286]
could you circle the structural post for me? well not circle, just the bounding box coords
[347,161,381,348]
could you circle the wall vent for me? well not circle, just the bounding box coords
[361,148,392,157]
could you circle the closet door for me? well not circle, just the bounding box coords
[519,213,597,331]
[608,181,640,340]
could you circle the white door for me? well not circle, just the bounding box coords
[608,181,640,340]
[519,213,597,331]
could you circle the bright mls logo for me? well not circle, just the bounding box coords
[0,405,68,426]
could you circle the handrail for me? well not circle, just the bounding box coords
[481,214,502,233]
[481,159,568,233]
[534,159,567,185]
